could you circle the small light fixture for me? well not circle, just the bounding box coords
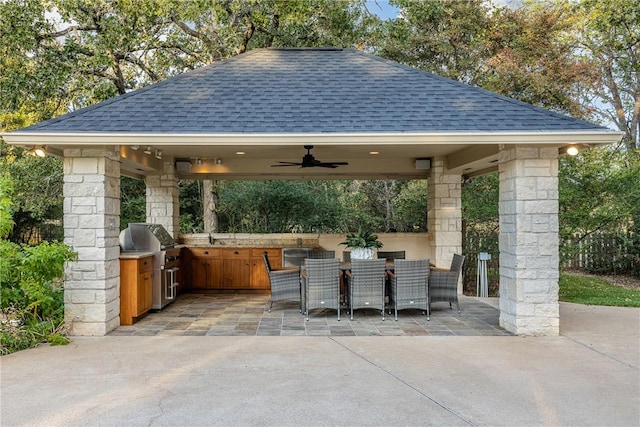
[131,145,139,150]
[215,158,222,165]
[144,146,152,154]
[236,151,245,155]
[29,145,46,157]
[566,145,579,156]
[196,158,203,166]
[369,151,379,155]
[155,149,162,159]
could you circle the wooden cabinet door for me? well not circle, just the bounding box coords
[190,259,209,288]
[190,258,222,288]
[137,271,153,314]
[208,258,223,288]
[222,258,250,287]
[120,256,152,325]
[222,249,250,288]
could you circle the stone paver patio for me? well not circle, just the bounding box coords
[110,293,510,337]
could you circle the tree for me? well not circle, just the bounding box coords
[480,1,596,118]
[569,0,640,150]
[380,0,492,83]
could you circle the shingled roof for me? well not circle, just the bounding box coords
[18,48,607,135]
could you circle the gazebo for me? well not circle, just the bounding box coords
[3,48,621,336]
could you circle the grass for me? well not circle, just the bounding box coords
[559,273,640,307]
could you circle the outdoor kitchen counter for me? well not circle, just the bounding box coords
[184,246,284,290]
[119,251,156,260]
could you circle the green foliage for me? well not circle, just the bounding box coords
[569,0,639,150]
[216,180,343,233]
[559,148,640,238]
[0,240,77,355]
[393,180,428,232]
[381,0,492,83]
[0,171,15,238]
[179,180,204,233]
[120,176,146,230]
[340,229,383,249]
[481,2,595,118]
[559,273,640,307]
[0,141,63,243]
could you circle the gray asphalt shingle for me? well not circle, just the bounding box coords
[18,48,606,134]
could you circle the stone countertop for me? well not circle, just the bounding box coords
[184,244,314,248]
[119,251,155,260]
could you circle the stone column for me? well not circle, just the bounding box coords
[498,146,559,336]
[63,147,120,336]
[145,161,179,237]
[428,157,463,291]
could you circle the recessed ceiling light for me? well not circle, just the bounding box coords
[369,151,379,155]
[236,151,245,155]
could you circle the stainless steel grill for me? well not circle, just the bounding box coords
[120,223,181,310]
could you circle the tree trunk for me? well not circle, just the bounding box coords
[203,179,219,233]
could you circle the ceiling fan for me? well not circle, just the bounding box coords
[271,145,349,169]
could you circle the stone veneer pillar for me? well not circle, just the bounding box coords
[427,158,463,291]
[63,148,120,335]
[498,146,560,336]
[145,161,180,237]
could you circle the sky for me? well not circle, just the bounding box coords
[366,0,400,20]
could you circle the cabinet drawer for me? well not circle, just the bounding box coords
[189,247,221,258]
[222,249,250,259]
[251,248,280,258]
[138,256,153,273]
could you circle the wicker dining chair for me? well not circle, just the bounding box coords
[346,259,387,320]
[263,252,301,312]
[388,259,430,321]
[377,251,406,304]
[302,258,341,321]
[429,254,465,313]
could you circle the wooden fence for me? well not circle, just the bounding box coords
[562,231,639,276]
[462,228,639,296]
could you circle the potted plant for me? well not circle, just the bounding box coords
[340,229,383,260]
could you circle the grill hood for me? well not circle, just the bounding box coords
[119,223,175,251]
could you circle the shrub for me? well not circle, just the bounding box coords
[0,240,76,355]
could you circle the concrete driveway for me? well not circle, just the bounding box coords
[1,300,638,426]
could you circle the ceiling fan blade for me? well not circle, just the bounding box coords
[271,161,302,167]
[315,162,349,168]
